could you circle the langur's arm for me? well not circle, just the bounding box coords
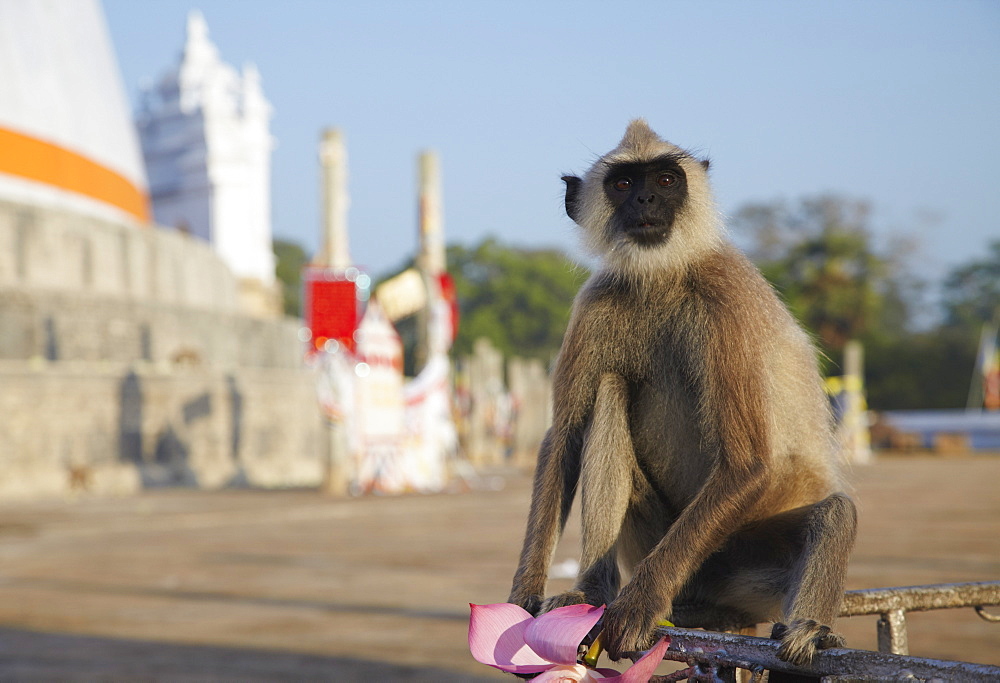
[508,322,594,613]
[507,421,585,613]
[612,295,772,621]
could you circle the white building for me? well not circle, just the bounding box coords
[137,11,276,293]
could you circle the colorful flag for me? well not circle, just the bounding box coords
[978,324,1000,411]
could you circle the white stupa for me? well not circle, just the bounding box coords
[0,0,149,224]
[137,11,276,287]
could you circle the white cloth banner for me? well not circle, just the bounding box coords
[313,299,454,494]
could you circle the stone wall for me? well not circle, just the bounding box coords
[0,289,304,368]
[0,199,323,499]
[457,338,552,469]
[0,199,239,312]
[0,362,323,499]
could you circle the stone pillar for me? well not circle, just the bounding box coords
[414,150,445,374]
[508,356,552,468]
[318,128,351,270]
[466,338,507,466]
[416,150,445,277]
[316,129,353,495]
[321,418,351,496]
[842,340,872,464]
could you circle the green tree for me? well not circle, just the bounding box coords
[941,239,1000,331]
[447,239,587,362]
[373,238,584,372]
[732,195,964,410]
[875,241,1000,410]
[863,328,976,409]
[733,195,916,358]
[863,241,1000,410]
[273,238,309,317]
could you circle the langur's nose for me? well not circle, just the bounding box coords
[636,194,655,204]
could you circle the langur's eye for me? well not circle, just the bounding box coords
[614,178,631,191]
[657,173,677,187]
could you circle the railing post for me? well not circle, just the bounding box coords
[876,608,909,655]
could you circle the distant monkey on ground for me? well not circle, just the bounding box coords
[508,120,856,666]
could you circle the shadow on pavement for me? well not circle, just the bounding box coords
[0,627,493,682]
[8,575,470,623]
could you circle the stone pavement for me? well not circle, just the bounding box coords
[0,456,997,681]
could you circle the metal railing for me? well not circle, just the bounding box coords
[839,581,1000,656]
[646,581,1000,682]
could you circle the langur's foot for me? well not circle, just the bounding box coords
[771,619,845,666]
[540,590,589,613]
[507,590,543,616]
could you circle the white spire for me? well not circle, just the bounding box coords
[177,10,228,113]
[181,11,218,69]
[184,11,212,56]
[137,11,276,287]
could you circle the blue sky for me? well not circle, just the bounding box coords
[104,0,1000,286]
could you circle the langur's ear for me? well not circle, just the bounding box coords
[562,175,583,223]
[700,159,711,171]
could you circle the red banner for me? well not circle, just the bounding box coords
[304,269,359,353]
[438,272,459,342]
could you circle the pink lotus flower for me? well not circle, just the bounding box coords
[468,602,669,682]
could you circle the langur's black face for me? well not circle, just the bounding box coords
[602,155,689,248]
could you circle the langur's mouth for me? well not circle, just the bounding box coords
[626,219,667,232]
[624,221,670,246]
[627,219,665,231]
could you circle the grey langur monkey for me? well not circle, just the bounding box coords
[507,119,856,666]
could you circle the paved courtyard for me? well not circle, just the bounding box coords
[0,455,997,681]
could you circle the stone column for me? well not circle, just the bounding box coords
[318,128,351,270]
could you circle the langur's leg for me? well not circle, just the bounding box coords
[770,493,857,666]
[541,373,638,612]
[673,494,855,665]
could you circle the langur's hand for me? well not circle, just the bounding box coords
[600,592,664,661]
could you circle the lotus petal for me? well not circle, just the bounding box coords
[532,663,619,681]
[524,603,605,666]
[468,603,552,674]
[617,636,670,683]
